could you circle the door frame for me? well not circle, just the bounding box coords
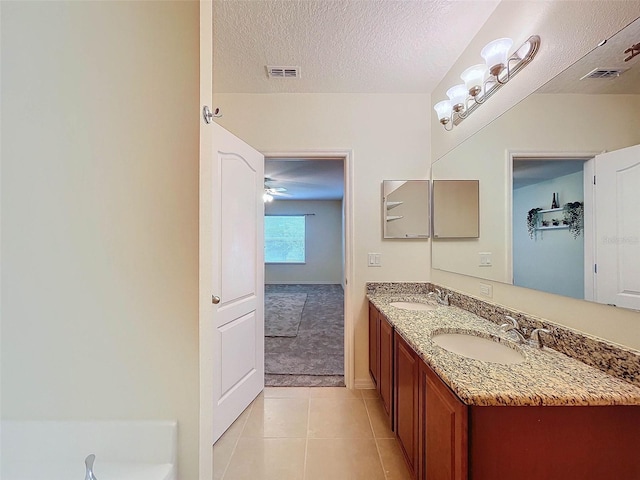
[199,1,214,479]
[507,150,598,299]
[263,149,355,389]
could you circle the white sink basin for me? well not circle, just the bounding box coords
[431,333,525,364]
[390,301,437,311]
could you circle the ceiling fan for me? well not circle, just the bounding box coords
[263,177,288,202]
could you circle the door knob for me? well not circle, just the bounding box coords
[212,295,221,304]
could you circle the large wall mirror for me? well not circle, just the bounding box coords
[432,17,640,310]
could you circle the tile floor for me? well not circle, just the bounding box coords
[213,387,412,480]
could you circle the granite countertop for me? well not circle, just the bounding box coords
[367,293,640,407]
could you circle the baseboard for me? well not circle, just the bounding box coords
[265,281,341,285]
[354,377,375,390]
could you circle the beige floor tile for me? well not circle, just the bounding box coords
[242,397,309,438]
[360,388,380,399]
[364,398,395,439]
[377,438,413,480]
[213,435,235,480]
[223,437,306,480]
[212,402,254,479]
[263,386,310,398]
[309,386,363,399]
[308,397,373,438]
[224,402,254,439]
[305,438,386,480]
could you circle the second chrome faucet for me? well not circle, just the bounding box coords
[500,315,551,348]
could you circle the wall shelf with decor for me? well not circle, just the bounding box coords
[535,208,568,230]
[527,203,584,239]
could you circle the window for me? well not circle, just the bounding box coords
[265,215,306,263]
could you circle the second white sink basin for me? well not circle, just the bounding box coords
[390,301,437,311]
[432,332,524,364]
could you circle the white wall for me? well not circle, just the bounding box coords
[431,2,640,351]
[513,171,584,299]
[0,2,200,479]
[216,93,431,386]
[265,200,343,284]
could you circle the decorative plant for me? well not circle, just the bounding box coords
[527,207,542,239]
[563,201,584,238]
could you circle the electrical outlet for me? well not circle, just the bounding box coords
[479,252,492,267]
[367,253,382,267]
[479,283,493,298]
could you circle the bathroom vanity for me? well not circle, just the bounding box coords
[368,284,640,480]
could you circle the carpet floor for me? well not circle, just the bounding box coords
[265,284,344,387]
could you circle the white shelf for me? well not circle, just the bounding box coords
[386,215,404,222]
[536,225,569,231]
[538,207,563,214]
[386,201,403,210]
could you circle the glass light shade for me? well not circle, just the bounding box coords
[481,38,513,75]
[433,100,452,121]
[263,192,274,202]
[446,84,468,111]
[460,64,489,95]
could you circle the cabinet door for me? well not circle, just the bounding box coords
[425,366,468,480]
[379,314,393,422]
[368,303,379,387]
[394,332,418,478]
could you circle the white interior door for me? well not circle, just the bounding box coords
[211,123,265,442]
[594,144,640,309]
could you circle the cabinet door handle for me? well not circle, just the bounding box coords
[212,295,221,304]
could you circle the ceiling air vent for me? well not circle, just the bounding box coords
[266,66,300,79]
[580,68,629,80]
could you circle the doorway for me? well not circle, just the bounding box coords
[510,153,595,300]
[263,154,352,387]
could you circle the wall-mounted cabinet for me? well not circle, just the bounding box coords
[432,180,479,238]
[383,180,430,239]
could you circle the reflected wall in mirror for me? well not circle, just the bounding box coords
[432,180,479,238]
[431,17,640,309]
[382,180,430,239]
[512,157,589,300]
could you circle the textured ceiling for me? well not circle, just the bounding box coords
[538,16,640,94]
[213,0,500,94]
[265,159,344,200]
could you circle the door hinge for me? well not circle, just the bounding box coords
[593,175,596,185]
[594,264,597,274]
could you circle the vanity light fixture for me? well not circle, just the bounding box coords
[263,192,274,203]
[434,35,540,130]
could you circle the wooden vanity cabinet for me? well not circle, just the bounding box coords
[368,303,379,386]
[379,314,394,420]
[369,301,640,480]
[394,332,419,477]
[419,361,467,480]
[368,304,393,425]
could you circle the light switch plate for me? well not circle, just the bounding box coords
[367,253,382,267]
[479,252,492,267]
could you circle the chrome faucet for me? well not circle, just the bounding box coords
[530,328,552,348]
[85,454,98,480]
[500,315,527,343]
[429,289,450,306]
[501,316,552,348]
